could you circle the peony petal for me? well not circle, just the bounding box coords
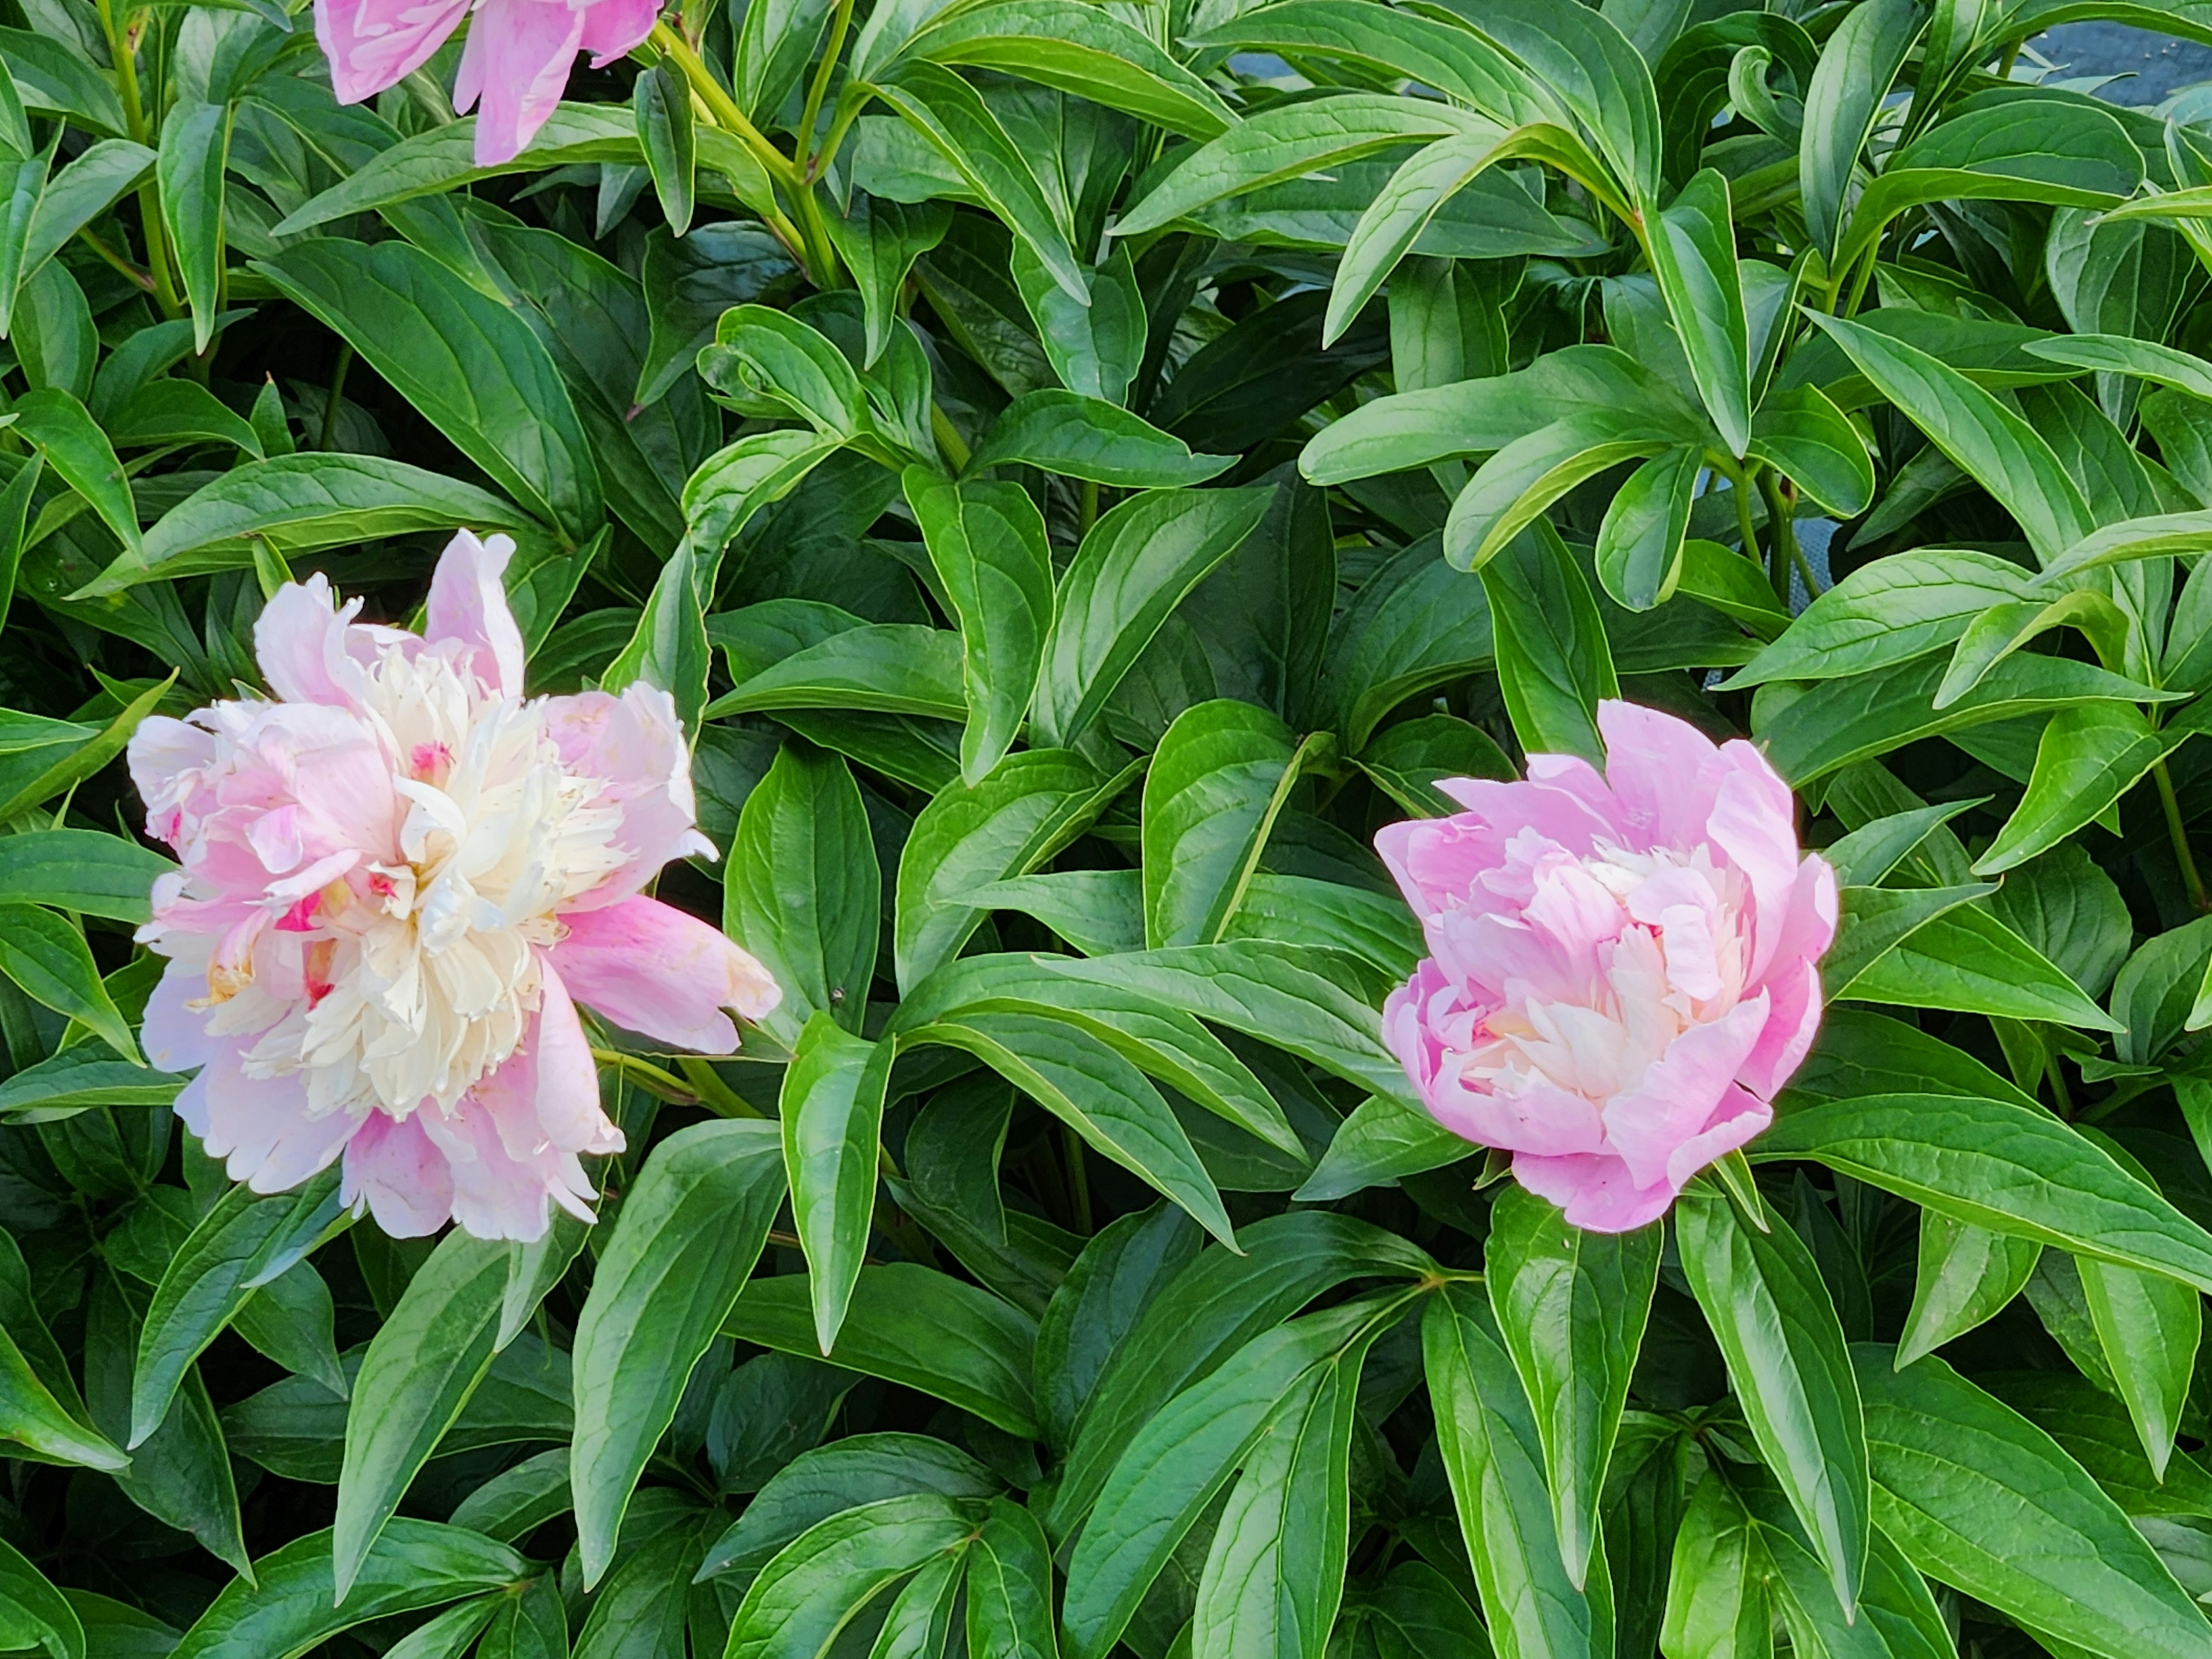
[341,1111,456,1237]
[1599,993,1768,1190]
[541,685,716,903]
[188,1037,357,1192]
[472,964,626,1160]
[423,529,527,698]
[1661,1084,1772,1194]
[314,0,471,104]
[143,961,214,1073]
[1735,959,1823,1100]
[1595,699,1721,850]
[454,0,585,166]
[1511,1150,1675,1233]
[1705,743,1802,981]
[255,576,372,709]
[551,895,781,1052]
[579,0,658,63]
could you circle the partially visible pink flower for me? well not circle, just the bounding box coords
[315,0,659,165]
[1375,701,1835,1233]
[128,529,781,1242]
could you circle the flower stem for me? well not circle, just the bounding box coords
[1062,1123,1093,1234]
[797,0,854,180]
[319,343,353,450]
[2157,759,2210,914]
[652,21,794,185]
[95,0,181,319]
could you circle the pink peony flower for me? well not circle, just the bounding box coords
[1375,701,1836,1233]
[127,530,780,1241]
[315,0,660,165]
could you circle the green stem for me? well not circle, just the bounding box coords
[652,21,796,186]
[931,403,971,472]
[1061,1123,1093,1234]
[2043,1033,2074,1118]
[1724,462,1760,566]
[75,226,153,294]
[95,0,181,319]
[1759,469,1798,602]
[319,343,353,450]
[797,0,854,179]
[2157,759,2210,914]
[810,82,873,185]
[1078,478,1099,537]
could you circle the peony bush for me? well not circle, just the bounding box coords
[0,0,2210,1652]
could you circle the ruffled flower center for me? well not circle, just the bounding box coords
[1454,834,1752,1109]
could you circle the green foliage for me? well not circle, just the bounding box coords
[4,0,2212,1653]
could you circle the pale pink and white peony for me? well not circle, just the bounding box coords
[127,529,780,1242]
[315,0,659,165]
[1376,701,1836,1233]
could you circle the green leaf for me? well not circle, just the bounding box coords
[1324,127,1513,349]
[1142,699,1304,949]
[823,195,952,369]
[1797,0,1924,256]
[706,622,966,722]
[0,1537,78,1659]
[1011,240,1146,408]
[701,304,869,441]
[1061,1295,1402,1659]
[1051,1211,1433,1537]
[908,0,1236,137]
[781,1017,894,1357]
[1479,522,1618,766]
[1842,899,2122,1031]
[1661,1474,1768,1659]
[1725,547,2034,688]
[1646,169,1750,455]
[1423,1283,1612,1659]
[1189,0,1550,123]
[1896,1211,2041,1367]
[1486,1185,1661,1589]
[724,741,880,1047]
[82,455,554,597]
[1988,1371,2212,1521]
[1805,311,2094,565]
[254,239,603,544]
[1033,485,1274,748]
[156,102,229,354]
[1856,1349,2211,1659]
[1450,0,1661,198]
[904,1010,1234,1244]
[683,430,842,556]
[1442,410,1682,575]
[0,830,170,923]
[1976,703,2181,875]
[1594,446,1698,611]
[1676,1187,1868,1616]
[0,1044,181,1121]
[0,1308,125,1472]
[893,749,1132,991]
[570,1120,785,1586]
[0,906,133,1062]
[332,1232,510,1600]
[725,1263,1040,1437]
[965,1497,1058,1659]
[168,1521,527,1659]
[132,1171,345,1449]
[904,468,1054,782]
[603,535,711,734]
[1321,535,1496,751]
[725,1493,981,1659]
[1759,1092,2212,1292]
[968,390,1232,487]
[872,61,1086,302]
[1114,94,1493,240]
[633,63,695,236]
[2074,1132,2202,1482]
[12,386,139,559]
[1748,385,1875,517]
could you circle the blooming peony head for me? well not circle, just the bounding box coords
[127,529,779,1241]
[315,0,659,165]
[1376,701,1835,1233]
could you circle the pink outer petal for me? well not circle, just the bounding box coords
[472,964,626,1159]
[314,0,471,104]
[341,1112,455,1238]
[181,1040,358,1194]
[454,0,586,166]
[1510,1151,1675,1233]
[1596,699,1721,850]
[1661,1083,1772,1193]
[1736,958,1824,1101]
[580,0,657,63]
[541,684,716,903]
[128,716,215,846]
[551,896,781,1052]
[255,576,371,709]
[424,529,527,698]
[1597,993,1768,1190]
[1705,744,1802,982]
[143,961,214,1073]
[1383,971,1606,1159]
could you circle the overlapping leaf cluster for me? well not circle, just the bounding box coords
[4,0,2212,1652]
